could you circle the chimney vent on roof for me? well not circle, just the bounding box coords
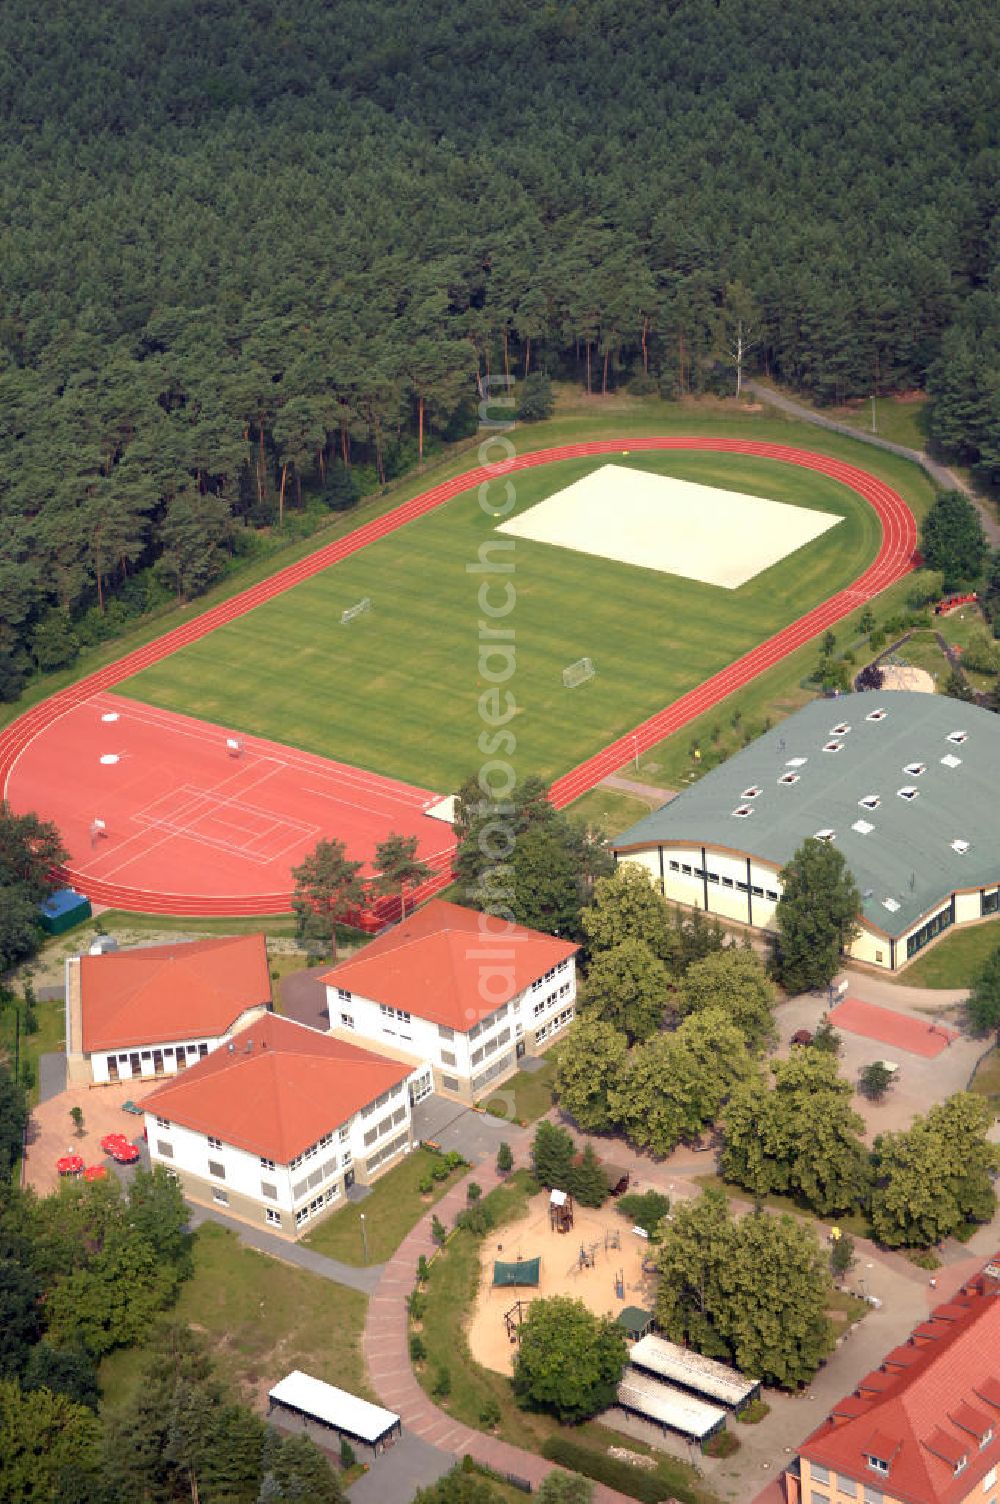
[227,1042,235,1053]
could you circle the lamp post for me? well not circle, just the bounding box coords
[360,1212,368,1263]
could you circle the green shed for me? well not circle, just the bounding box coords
[39,888,92,935]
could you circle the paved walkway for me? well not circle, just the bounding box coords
[598,774,676,806]
[746,379,1000,545]
[361,1126,639,1503]
[188,1204,384,1294]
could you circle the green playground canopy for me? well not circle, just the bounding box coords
[493,1257,540,1288]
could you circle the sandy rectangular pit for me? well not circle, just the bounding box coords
[498,463,842,589]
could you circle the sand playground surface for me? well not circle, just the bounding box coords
[498,463,842,589]
[467,1191,657,1376]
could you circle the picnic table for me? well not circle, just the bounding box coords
[83,1165,108,1182]
[56,1155,84,1177]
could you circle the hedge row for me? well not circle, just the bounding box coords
[540,1438,692,1503]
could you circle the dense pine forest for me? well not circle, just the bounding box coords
[1,0,998,695]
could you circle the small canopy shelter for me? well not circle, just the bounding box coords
[493,1256,540,1288]
[268,1370,400,1456]
[616,1305,654,1341]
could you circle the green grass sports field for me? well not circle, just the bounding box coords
[122,451,881,792]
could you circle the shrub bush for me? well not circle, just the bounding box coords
[703,1429,740,1458]
[540,1439,674,1503]
[432,1365,451,1399]
[736,1398,771,1424]
[478,1397,501,1428]
[409,1333,427,1363]
[616,1190,670,1238]
[408,1290,427,1320]
[906,1247,942,1270]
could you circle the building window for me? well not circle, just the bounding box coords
[260,1157,275,1170]
[208,1160,225,1180]
[722,877,734,888]
[681,863,692,875]
[156,1140,173,1158]
[441,1049,457,1067]
[906,901,954,960]
[198,1043,208,1058]
[669,859,680,871]
[262,1182,278,1200]
[865,1456,889,1476]
[441,1075,458,1092]
[438,1024,455,1040]
[337,987,351,1002]
[765,890,778,902]
[265,1208,281,1227]
[212,1189,229,1206]
[324,1184,340,1205]
[207,1135,222,1150]
[156,1115,170,1128]
[875,950,884,964]
[863,1487,884,1504]
[294,1207,309,1227]
[982,890,1000,916]
[341,1013,354,1028]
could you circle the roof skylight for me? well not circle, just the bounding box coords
[741,786,762,799]
[814,829,835,842]
[866,708,888,722]
[732,805,753,818]
[823,740,844,753]
[903,762,926,776]
[852,819,874,835]
[882,897,900,913]
[897,786,919,802]
[786,756,808,768]
[941,753,962,769]
[947,730,968,745]
[951,839,970,855]
[778,772,800,786]
[859,794,880,810]
[830,722,851,735]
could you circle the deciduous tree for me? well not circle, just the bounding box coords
[580,865,676,964]
[775,839,860,993]
[584,939,667,1043]
[513,1296,627,1421]
[870,1093,998,1248]
[554,1014,628,1131]
[967,945,1000,1040]
[675,947,776,1050]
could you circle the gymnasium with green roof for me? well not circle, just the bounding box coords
[612,692,1000,973]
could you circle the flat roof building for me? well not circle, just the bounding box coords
[268,1371,401,1456]
[613,693,1000,972]
[629,1334,760,1410]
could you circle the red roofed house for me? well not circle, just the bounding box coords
[322,900,579,1104]
[65,935,273,1087]
[141,1013,422,1237]
[791,1258,1000,1504]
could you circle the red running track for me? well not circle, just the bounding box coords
[0,439,917,916]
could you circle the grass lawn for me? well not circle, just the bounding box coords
[303,1147,463,1265]
[413,1171,715,1503]
[479,1044,564,1124]
[834,395,930,453]
[567,785,658,836]
[622,571,922,792]
[970,1047,1000,1108]
[896,919,1000,988]
[99,1222,369,1410]
[122,446,883,792]
[0,996,65,1105]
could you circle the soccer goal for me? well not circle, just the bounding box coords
[562,656,596,688]
[341,597,373,625]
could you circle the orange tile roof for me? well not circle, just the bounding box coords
[80,934,272,1053]
[799,1260,1000,1504]
[322,899,578,1031]
[140,1013,412,1163]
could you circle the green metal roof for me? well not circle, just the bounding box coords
[613,692,1000,939]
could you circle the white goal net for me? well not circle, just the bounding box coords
[562,656,596,688]
[341,596,373,625]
